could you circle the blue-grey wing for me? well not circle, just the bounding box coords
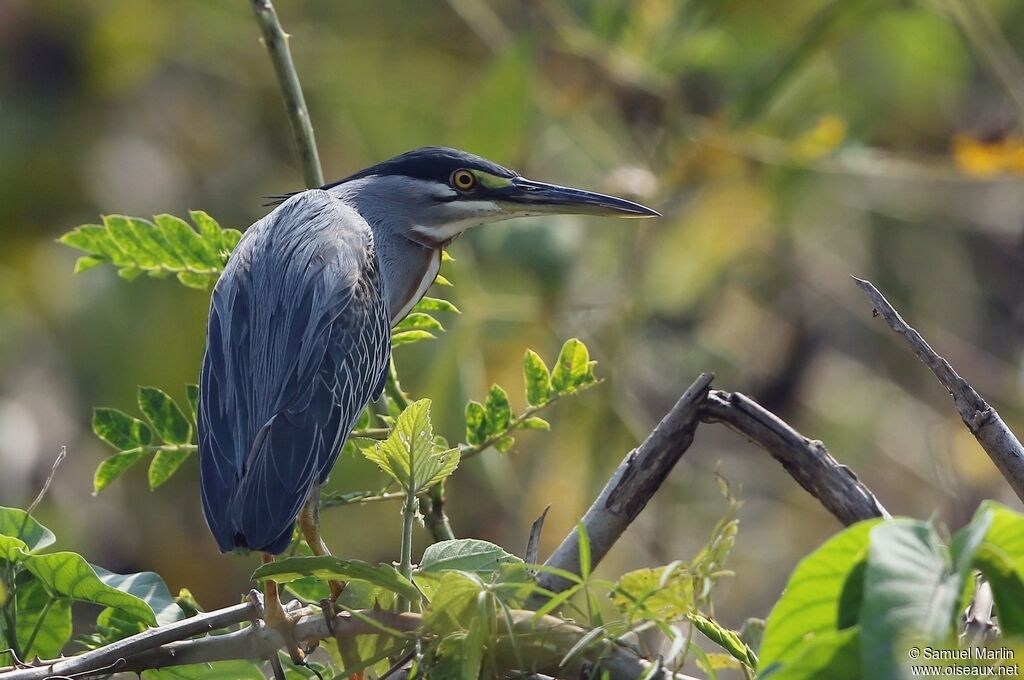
[198,190,391,554]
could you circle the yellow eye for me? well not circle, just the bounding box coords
[451,169,477,191]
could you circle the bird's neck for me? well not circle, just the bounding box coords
[373,230,441,326]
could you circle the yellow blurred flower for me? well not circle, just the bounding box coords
[794,114,848,160]
[952,134,1024,177]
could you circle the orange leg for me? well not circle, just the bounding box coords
[262,553,305,663]
[298,486,345,601]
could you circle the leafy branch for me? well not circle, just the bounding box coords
[58,212,240,289]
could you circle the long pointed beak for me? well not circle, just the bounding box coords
[502,177,660,218]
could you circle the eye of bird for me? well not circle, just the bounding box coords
[450,169,477,191]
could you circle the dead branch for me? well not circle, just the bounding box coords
[854,277,1024,501]
[700,390,890,524]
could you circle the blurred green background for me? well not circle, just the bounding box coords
[1,0,1023,637]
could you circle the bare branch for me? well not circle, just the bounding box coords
[854,277,1024,501]
[700,390,890,525]
[251,0,324,189]
[0,602,258,680]
[536,373,713,594]
[1,605,696,680]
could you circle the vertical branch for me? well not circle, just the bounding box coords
[251,0,325,189]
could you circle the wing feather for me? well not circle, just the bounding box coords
[198,191,390,553]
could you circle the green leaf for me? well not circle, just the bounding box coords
[137,387,192,445]
[0,506,56,553]
[143,660,266,680]
[148,449,192,489]
[484,385,512,434]
[434,274,453,286]
[414,296,461,314]
[117,266,143,281]
[395,313,444,333]
[973,546,1024,637]
[550,338,595,393]
[94,450,148,493]
[93,567,184,626]
[252,556,420,603]
[392,330,436,346]
[759,627,860,680]
[364,399,460,493]
[13,577,72,659]
[859,520,962,676]
[759,519,881,669]
[22,552,157,625]
[153,214,216,269]
[74,255,105,273]
[979,500,1024,575]
[418,539,523,575]
[519,416,550,431]
[523,350,552,407]
[464,401,488,446]
[93,408,153,450]
[59,224,115,258]
[613,562,694,623]
[176,272,212,289]
[492,435,515,453]
[185,384,200,424]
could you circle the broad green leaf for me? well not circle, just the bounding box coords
[0,506,56,553]
[13,578,72,659]
[148,448,192,489]
[22,552,156,625]
[759,627,860,680]
[143,660,265,680]
[138,387,192,445]
[523,350,551,407]
[93,567,184,626]
[973,546,1024,637]
[395,312,444,333]
[484,385,512,434]
[613,563,695,623]
[690,612,757,669]
[392,330,436,346]
[421,571,486,630]
[364,400,459,493]
[414,296,460,314]
[185,384,200,424]
[980,501,1024,575]
[550,338,595,393]
[759,519,881,669]
[519,416,550,431]
[93,408,153,450]
[0,533,28,562]
[859,520,961,676]
[464,400,487,446]
[94,449,148,493]
[418,539,523,575]
[252,556,420,603]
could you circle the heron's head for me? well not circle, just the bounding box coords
[326,147,659,247]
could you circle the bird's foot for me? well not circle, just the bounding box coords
[265,596,309,664]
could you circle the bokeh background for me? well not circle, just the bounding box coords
[1,0,1023,652]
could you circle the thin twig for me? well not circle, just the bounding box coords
[853,277,1024,501]
[536,373,713,595]
[251,0,324,189]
